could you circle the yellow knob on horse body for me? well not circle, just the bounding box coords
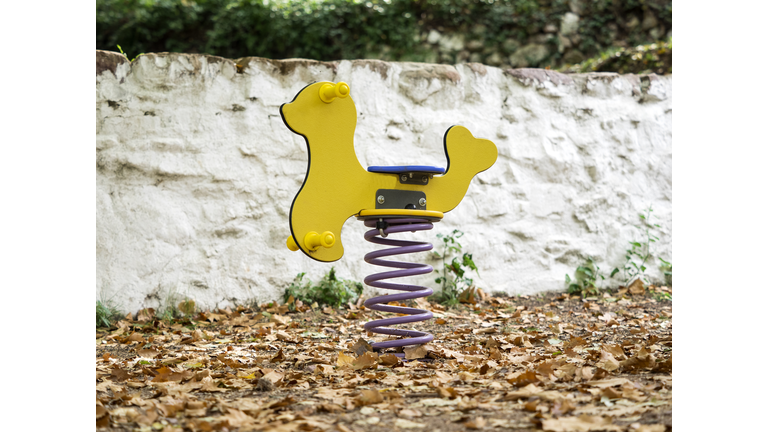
[319,82,350,103]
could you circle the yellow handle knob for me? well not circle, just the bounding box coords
[286,236,299,252]
[304,231,336,251]
[319,82,350,103]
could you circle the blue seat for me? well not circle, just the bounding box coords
[367,165,445,174]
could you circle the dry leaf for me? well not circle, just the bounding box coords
[507,370,539,387]
[436,386,458,399]
[542,414,622,432]
[137,349,160,358]
[317,403,345,413]
[464,417,486,429]
[337,352,355,369]
[379,353,401,367]
[398,409,423,418]
[404,345,428,360]
[458,287,477,304]
[595,350,621,372]
[628,279,645,295]
[356,389,383,406]
[125,332,145,344]
[270,348,285,363]
[352,352,378,370]
[632,425,665,432]
[352,338,373,356]
[394,418,426,429]
[136,308,155,322]
[110,367,132,382]
[621,347,656,372]
[219,409,254,427]
[96,403,110,428]
[261,370,283,384]
[602,344,626,360]
[270,314,292,325]
[503,383,542,400]
[586,378,632,389]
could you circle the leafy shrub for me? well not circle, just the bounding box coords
[659,257,672,286]
[97,0,671,70]
[613,206,668,285]
[96,300,122,328]
[565,256,605,297]
[561,39,671,75]
[431,229,478,306]
[285,267,363,308]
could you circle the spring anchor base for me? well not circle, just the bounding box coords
[361,217,437,354]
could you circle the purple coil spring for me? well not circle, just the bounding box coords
[362,218,436,352]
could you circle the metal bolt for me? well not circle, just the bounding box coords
[400,174,408,182]
[377,195,385,204]
[419,198,426,207]
[421,176,428,183]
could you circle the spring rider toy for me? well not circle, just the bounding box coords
[281,81,497,354]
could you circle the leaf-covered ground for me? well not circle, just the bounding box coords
[96,286,672,432]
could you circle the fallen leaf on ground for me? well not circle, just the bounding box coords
[404,344,429,359]
[379,353,401,366]
[542,414,622,432]
[356,389,383,406]
[337,352,355,369]
[628,279,645,295]
[464,417,486,429]
[352,351,378,370]
[352,338,373,355]
[394,418,426,429]
[596,350,621,371]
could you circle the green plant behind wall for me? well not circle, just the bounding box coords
[97,0,672,70]
[285,267,363,308]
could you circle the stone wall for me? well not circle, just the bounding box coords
[383,1,671,69]
[96,50,672,313]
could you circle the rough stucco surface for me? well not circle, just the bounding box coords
[96,50,672,313]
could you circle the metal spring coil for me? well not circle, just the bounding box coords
[362,218,435,352]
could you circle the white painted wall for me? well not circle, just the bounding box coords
[96,51,672,313]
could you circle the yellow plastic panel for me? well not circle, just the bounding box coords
[280,82,497,262]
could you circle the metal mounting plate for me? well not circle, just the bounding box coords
[375,189,426,210]
[397,172,433,185]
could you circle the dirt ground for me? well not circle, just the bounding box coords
[96,286,672,432]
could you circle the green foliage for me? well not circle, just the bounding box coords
[613,206,666,285]
[659,257,672,286]
[155,293,196,323]
[651,289,671,301]
[565,256,605,297]
[116,44,144,62]
[96,300,122,328]
[96,0,671,70]
[431,229,478,306]
[562,39,672,75]
[285,267,363,308]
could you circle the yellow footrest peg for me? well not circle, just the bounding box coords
[304,231,335,251]
[286,236,299,252]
